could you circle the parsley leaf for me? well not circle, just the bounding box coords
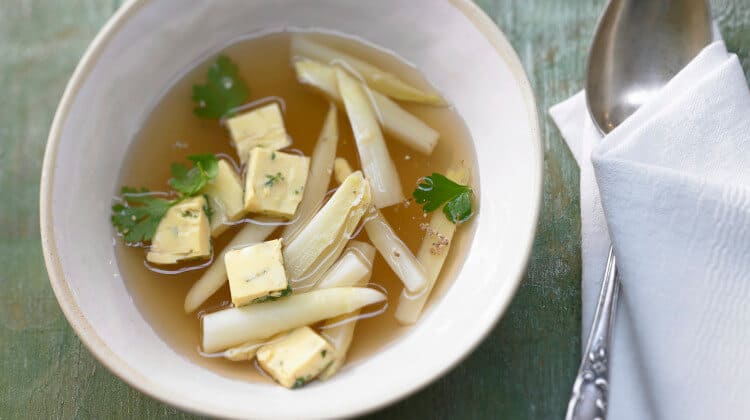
[443,189,473,223]
[112,155,217,245]
[413,173,474,224]
[192,55,249,119]
[202,194,214,221]
[168,154,219,197]
[111,187,175,243]
[264,172,285,188]
[252,285,293,304]
[292,377,309,389]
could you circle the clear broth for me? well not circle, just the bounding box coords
[115,31,479,383]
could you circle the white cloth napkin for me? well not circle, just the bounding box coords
[550,39,750,420]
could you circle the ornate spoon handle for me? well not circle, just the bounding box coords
[566,246,620,420]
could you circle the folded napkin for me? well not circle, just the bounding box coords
[550,40,750,420]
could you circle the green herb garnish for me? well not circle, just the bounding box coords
[112,155,218,243]
[264,172,285,188]
[321,350,327,358]
[111,187,176,243]
[413,173,474,224]
[252,285,293,304]
[202,194,214,220]
[292,376,309,389]
[169,154,219,197]
[192,55,249,119]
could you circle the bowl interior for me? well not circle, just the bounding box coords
[41,0,541,418]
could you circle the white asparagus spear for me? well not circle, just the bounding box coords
[334,157,426,293]
[281,104,339,242]
[202,287,386,353]
[291,36,445,105]
[224,337,266,361]
[294,59,338,98]
[316,241,375,289]
[294,59,439,155]
[365,209,428,293]
[184,223,276,313]
[318,241,376,380]
[395,167,470,324]
[283,171,371,281]
[333,157,354,185]
[370,91,438,155]
[333,157,353,184]
[337,69,404,208]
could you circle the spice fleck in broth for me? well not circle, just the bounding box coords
[114,31,478,385]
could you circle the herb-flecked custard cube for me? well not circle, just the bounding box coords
[225,239,288,307]
[243,148,310,219]
[256,326,334,389]
[146,196,211,264]
[225,103,291,163]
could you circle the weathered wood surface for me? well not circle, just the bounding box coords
[0,0,746,418]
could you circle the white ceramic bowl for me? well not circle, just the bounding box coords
[40,0,542,418]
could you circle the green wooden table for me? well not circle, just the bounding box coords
[2,1,747,418]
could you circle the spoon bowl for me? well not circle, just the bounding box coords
[586,0,712,134]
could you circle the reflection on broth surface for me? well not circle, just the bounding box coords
[114,30,478,386]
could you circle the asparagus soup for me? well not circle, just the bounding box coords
[113,31,478,388]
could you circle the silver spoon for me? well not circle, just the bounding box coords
[565,1,712,419]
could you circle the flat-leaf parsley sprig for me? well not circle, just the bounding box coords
[192,55,250,119]
[412,173,474,224]
[111,154,219,244]
[111,188,176,243]
[169,154,219,196]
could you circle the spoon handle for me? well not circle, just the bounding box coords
[565,246,620,420]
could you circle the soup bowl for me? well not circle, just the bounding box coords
[40,0,542,418]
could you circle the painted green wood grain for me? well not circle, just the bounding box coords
[1,1,747,419]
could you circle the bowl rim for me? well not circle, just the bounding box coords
[39,0,543,417]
